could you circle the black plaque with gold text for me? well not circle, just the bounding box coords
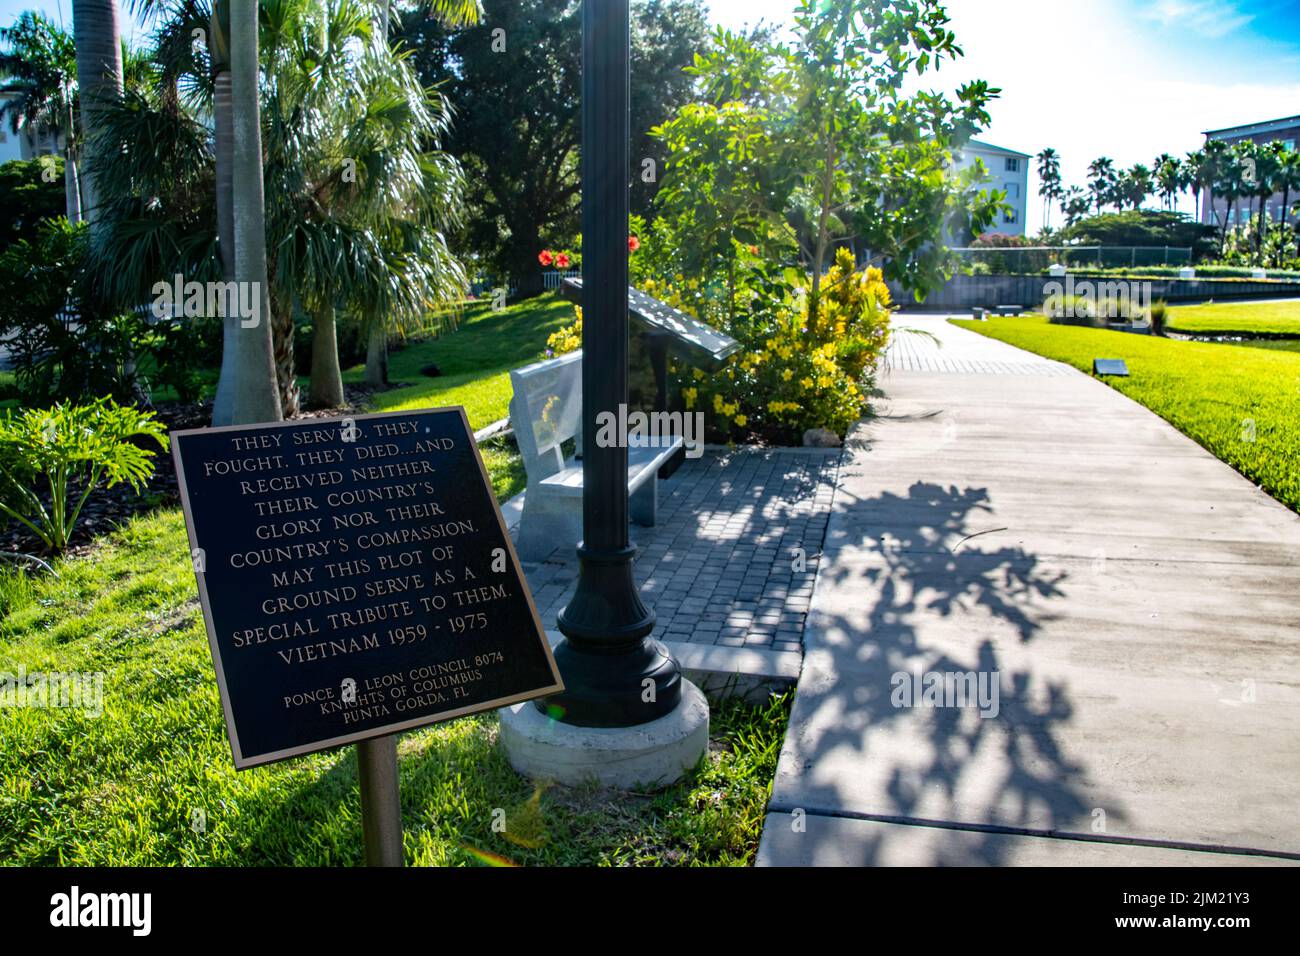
[171,408,563,768]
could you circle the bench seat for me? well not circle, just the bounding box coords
[509,351,684,561]
[537,438,682,497]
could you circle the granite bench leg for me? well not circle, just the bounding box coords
[516,491,583,562]
[630,476,657,527]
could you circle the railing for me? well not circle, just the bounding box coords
[543,270,582,290]
[954,245,1194,273]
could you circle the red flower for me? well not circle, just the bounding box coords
[556,253,571,269]
[628,235,641,252]
[538,250,554,266]
[748,245,758,255]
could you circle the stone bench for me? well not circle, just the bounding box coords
[508,350,682,561]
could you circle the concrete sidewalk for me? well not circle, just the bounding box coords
[757,317,1300,866]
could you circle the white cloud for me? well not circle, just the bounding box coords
[1138,0,1256,40]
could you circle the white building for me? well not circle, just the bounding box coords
[0,92,62,165]
[951,139,1031,239]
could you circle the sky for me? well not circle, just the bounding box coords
[5,0,1300,233]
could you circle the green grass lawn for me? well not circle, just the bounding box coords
[1167,299,1300,337]
[346,293,574,425]
[951,316,1300,512]
[0,508,789,866]
[336,293,573,501]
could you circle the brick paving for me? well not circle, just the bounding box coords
[514,447,841,648]
[885,321,1074,375]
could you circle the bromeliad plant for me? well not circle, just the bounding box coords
[0,399,168,554]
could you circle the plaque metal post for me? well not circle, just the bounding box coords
[542,0,682,727]
[357,735,403,866]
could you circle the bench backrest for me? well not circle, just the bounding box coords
[508,350,583,481]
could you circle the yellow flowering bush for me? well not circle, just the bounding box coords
[544,238,893,443]
[682,249,892,441]
[546,306,582,356]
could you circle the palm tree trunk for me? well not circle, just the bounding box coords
[1279,185,1292,267]
[308,297,345,408]
[61,102,81,222]
[365,317,389,387]
[1255,194,1267,258]
[211,59,238,425]
[62,148,81,222]
[229,0,282,424]
[71,0,123,228]
[271,285,300,417]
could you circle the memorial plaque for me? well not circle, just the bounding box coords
[171,408,563,769]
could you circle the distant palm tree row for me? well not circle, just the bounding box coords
[1035,140,1300,264]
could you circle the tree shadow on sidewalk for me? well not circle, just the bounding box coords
[775,479,1128,865]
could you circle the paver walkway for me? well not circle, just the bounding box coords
[758,315,1300,865]
[516,447,839,650]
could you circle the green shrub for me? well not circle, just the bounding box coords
[681,248,891,441]
[0,399,168,554]
[0,219,210,405]
[1059,210,1217,260]
[0,157,66,253]
[1150,300,1168,336]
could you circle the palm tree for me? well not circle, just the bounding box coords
[1248,141,1283,260]
[363,0,480,388]
[257,0,473,410]
[210,0,239,424]
[1154,153,1181,211]
[1122,163,1152,210]
[1087,157,1117,215]
[0,12,82,222]
[1036,147,1061,230]
[229,0,281,423]
[1214,142,1254,255]
[72,0,126,229]
[1062,185,1089,227]
[1274,146,1300,266]
[1198,139,1232,247]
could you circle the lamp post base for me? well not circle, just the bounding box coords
[499,679,709,789]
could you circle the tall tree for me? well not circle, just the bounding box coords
[400,0,709,296]
[1154,153,1181,211]
[72,0,125,228]
[210,0,239,423]
[1035,147,1061,230]
[0,12,82,222]
[1122,163,1152,210]
[229,0,281,423]
[1087,157,1117,215]
[655,0,999,316]
[1247,140,1283,259]
[1274,147,1300,266]
[1061,185,1090,226]
[1213,141,1249,255]
[260,0,470,406]
[629,0,710,219]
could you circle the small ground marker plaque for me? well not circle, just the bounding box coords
[172,407,562,769]
[1093,358,1129,377]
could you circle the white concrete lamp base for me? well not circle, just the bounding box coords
[498,680,710,789]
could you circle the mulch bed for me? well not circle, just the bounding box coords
[1,383,395,564]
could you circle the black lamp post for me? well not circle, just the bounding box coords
[539,0,682,727]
